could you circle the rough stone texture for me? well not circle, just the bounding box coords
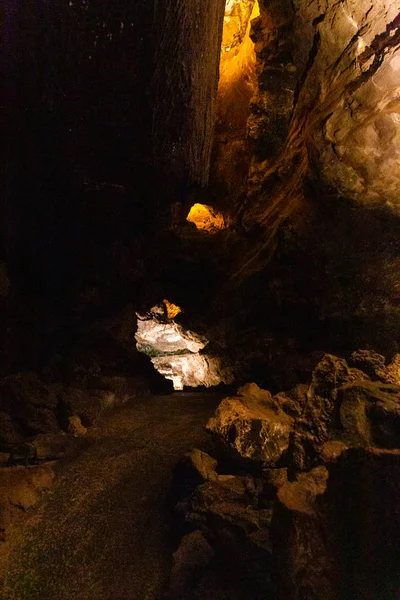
[248,0,296,161]
[274,384,308,418]
[206,383,293,465]
[152,0,226,186]
[290,354,356,470]
[136,304,232,390]
[348,349,386,380]
[273,448,400,600]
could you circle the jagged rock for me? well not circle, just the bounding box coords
[2,465,54,518]
[381,353,400,385]
[349,350,386,380]
[274,384,308,418]
[184,475,273,594]
[337,380,400,449]
[190,476,272,553]
[206,383,293,465]
[166,530,215,599]
[320,441,348,464]
[290,354,361,470]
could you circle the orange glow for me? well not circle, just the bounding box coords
[163,299,182,320]
[186,203,227,233]
[217,0,260,130]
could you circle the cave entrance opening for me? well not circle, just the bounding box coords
[135,300,231,391]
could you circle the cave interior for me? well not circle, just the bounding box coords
[2,1,400,599]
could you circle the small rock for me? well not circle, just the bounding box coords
[68,416,87,437]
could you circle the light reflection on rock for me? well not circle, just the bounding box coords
[135,302,232,390]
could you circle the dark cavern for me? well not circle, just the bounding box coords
[2,1,400,598]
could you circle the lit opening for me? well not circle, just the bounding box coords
[186,203,227,233]
[135,301,232,390]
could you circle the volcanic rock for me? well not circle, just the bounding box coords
[206,383,293,465]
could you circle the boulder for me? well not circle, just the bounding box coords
[206,383,293,466]
[186,475,273,593]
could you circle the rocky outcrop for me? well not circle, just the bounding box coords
[206,383,293,465]
[172,350,400,599]
[172,449,274,598]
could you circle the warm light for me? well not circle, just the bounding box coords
[218,0,259,93]
[163,299,182,320]
[186,203,227,233]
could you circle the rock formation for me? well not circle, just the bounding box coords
[171,352,400,599]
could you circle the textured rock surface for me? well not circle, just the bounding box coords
[290,354,366,470]
[136,303,232,390]
[273,448,400,600]
[206,383,293,465]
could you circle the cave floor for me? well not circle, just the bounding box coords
[0,392,240,600]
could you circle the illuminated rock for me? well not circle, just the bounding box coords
[135,303,232,390]
[186,203,227,233]
[206,383,294,465]
[152,354,227,391]
[163,299,182,320]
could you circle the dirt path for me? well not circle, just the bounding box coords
[0,393,221,600]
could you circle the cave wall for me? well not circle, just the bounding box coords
[216,0,400,362]
[152,0,226,188]
[1,0,227,371]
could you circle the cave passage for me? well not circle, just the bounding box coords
[4,0,400,599]
[135,301,231,390]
